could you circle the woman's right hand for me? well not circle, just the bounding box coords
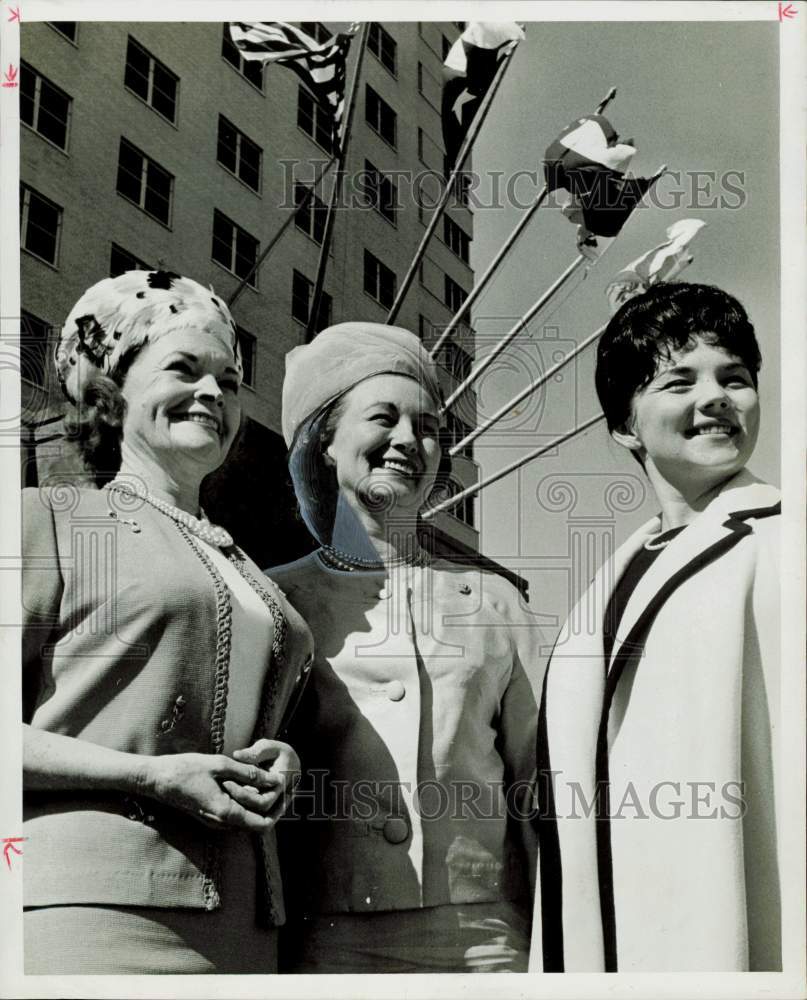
[141,752,282,832]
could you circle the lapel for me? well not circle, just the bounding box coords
[607,471,780,673]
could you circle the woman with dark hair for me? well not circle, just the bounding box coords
[23,270,313,973]
[534,283,781,972]
[268,322,542,973]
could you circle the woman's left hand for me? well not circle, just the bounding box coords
[226,740,302,825]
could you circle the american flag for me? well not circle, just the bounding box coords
[229,22,356,151]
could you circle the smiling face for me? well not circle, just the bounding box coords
[324,374,442,515]
[119,327,242,478]
[613,335,760,498]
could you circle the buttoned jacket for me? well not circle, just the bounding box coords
[22,486,313,921]
[269,553,544,917]
[533,471,782,972]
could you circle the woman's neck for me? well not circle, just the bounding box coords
[646,465,739,530]
[329,493,422,564]
[116,447,201,516]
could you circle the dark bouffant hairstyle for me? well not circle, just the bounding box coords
[62,350,137,486]
[595,282,762,437]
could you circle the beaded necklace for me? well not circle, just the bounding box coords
[104,480,233,548]
[318,543,430,573]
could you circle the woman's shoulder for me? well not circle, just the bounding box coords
[264,551,322,597]
[22,484,106,532]
[430,557,527,617]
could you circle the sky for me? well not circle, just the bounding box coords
[462,18,781,632]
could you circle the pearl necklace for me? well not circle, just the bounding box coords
[318,543,430,573]
[104,480,234,548]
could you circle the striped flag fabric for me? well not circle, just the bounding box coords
[442,22,524,172]
[605,219,706,311]
[229,22,355,149]
[544,113,653,239]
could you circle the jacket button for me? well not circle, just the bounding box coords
[386,680,406,701]
[378,587,391,599]
[383,817,409,844]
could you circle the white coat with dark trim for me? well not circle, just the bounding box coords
[531,470,781,972]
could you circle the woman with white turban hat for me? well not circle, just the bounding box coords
[270,321,544,973]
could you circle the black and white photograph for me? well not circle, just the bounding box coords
[1,1,804,996]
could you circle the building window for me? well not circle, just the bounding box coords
[20,63,71,151]
[212,209,259,287]
[363,250,396,310]
[116,138,173,226]
[124,37,179,123]
[217,115,262,192]
[365,85,396,148]
[297,86,333,153]
[237,327,257,388]
[454,171,472,206]
[221,24,263,90]
[20,311,50,388]
[110,243,153,277]
[368,23,396,75]
[444,274,468,314]
[443,216,470,264]
[443,341,473,383]
[300,22,331,43]
[20,184,62,266]
[292,270,332,329]
[364,159,397,225]
[48,22,77,42]
[294,184,327,244]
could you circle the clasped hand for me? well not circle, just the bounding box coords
[144,739,301,832]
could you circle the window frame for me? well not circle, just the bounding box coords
[20,310,51,389]
[365,84,397,149]
[363,249,396,310]
[221,24,264,92]
[363,159,397,227]
[216,114,263,194]
[368,22,397,76]
[124,36,180,125]
[297,85,334,154]
[47,22,78,44]
[291,269,332,329]
[20,61,72,152]
[20,183,63,267]
[443,216,471,264]
[444,273,468,314]
[211,209,260,289]
[115,137,174,228]
[236,326,257,389]
[293,183,327,245]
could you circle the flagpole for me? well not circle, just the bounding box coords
[305,21,370,342]
[385,36,522,325]
[422,412,605,520]
[227,154,337,309]
[441,254,586,413]
[441,163,668,414]
[449,323,606,456]
[429,86,618,361]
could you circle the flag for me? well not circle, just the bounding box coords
[544,113,654,239]
[229,22,354,149]
[442,22,524,172]
[605,219,706,311]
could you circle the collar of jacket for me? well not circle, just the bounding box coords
[606,469,780,674]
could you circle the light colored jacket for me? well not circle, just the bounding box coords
[268,554,545,916]
[22,486,313,921]
[532,471,781,972]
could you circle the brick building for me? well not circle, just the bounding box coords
[20,19,522,587]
